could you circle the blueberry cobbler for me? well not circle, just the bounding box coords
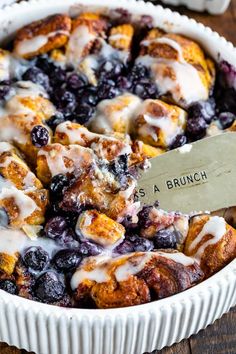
[0,11,235,309]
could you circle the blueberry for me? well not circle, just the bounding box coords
[79,88,98,106]
[0,280,18,295]
[188,100,215,124]
[53,89,76,110]
[137,205,154,229]
[22,67,50,91]
[116,76,132,91]
[49,67,67,87]
[0,207,9,227]
[132,79,158,99]
[114,234,153,254]
[67,73,88,90]
[186,116,207,140]
[34,272,65,302]
[216,88,236,114]
[45,216,68,240]
[23,246,49,271]
[74,104,95,124]
[78,241,103,257]
[170,134,187,150]
[31,125,49,147]
[129,64,149,82]
[53,250,82,271]
[218,112,235,129]
[97,81,117,101]
[153,228,178,249]
[0,84,12,101]
[50,174,69,197]
[99,59,124,79]
[35,56,56,74]
[109,154,129,176]
[46,112,65,131]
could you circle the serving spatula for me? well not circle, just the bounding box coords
[136,132,236,213]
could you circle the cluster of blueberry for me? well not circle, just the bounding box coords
[23,56,159,131]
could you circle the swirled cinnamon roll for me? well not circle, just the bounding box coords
[71,251,203,308]
[184,215,236,276]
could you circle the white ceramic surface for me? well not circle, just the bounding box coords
[0,1,236,354]
[160,0,231,14]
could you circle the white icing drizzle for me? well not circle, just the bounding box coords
[0,51,10,81]
[189,216,226,260]
[0,142,13,154]
[90,93,142,134]
[66,25,96,66]
[0,187,37,220]
[137,36,208,106]
[114,253,153,281]
[23,171,37,189]
[38,144,94,177]
[16,30,70,56]
[71,250,195,289]
[0,228,60,257]
[157,251,194,266]
[70,256,111,290]
[56,121,131,159]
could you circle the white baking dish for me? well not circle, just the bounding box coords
[160,0,231,14]
[0,1,236,353]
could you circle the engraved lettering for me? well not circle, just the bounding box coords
[193,172,200,182]
[154,185,160,193]
[165,170,208,190]
[173,179,180,188]
[201,171,207,180]
[179,176,187,186]
[166,180,173,189]
[186,175,194,184]
[139,188,146,197]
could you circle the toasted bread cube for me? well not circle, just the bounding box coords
[76,210,125,247]
[14,14,72,59]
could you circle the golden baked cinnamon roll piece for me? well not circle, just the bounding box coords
[0,142,42,190]
[76,210,125,247]
[60,164,137,221]
[14,14,72,59]
[184,215,236,276]
[133,99,187,148]
[108,24,134,57]
[54,121,131,161]
[71,251,203,308]
[66,13,108,65]
[89,93,142,134]
[36,143,96,184]
[137,29,215,107]
[0,81,54,164]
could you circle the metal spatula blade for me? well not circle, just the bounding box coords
[136,132,236,213]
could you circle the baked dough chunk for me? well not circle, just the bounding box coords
[0,186,48,228]
[137,29,215,107]
[36,143,96,184]
[76,210,125,247]
[66,13,108,65]
[184,215,236,276]
[71,251,203,308]
[133,99,187,148]
[89,93,142,134]
[0,49,11,81]
[14,14,72,59]
[54,121,132,161]
[60,163,138,221]
[108,24,134,52]
[0,142,42,190]
[0,81,54,164]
